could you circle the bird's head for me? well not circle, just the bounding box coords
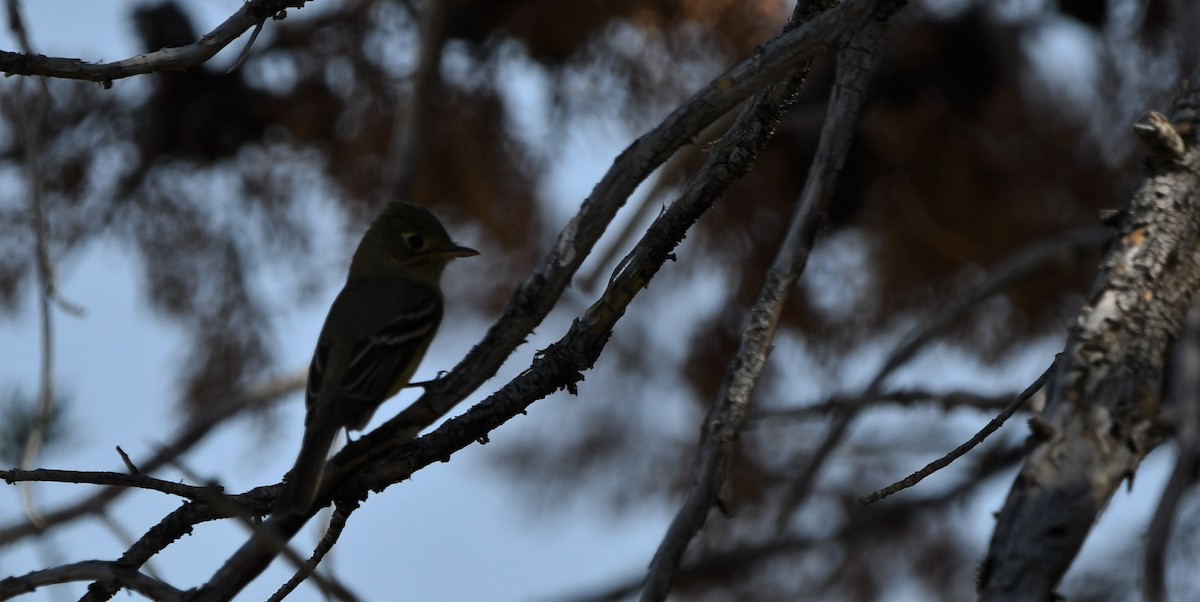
[348,202,479,280]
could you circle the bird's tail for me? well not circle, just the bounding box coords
[276,420,341,515]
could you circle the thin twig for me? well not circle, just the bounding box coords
[369,0,887,450]
[750,388,1019,423]
[640,2,893,599]
[9,0,58,529]
[0,0,309,85]
[0,468,220,499]
[772,227,1110,526]
[563,443,1024,602]
[857,359,1056,504]
[192,2,882,598]
[267,501,360,602]
[0,560,184,601]
[225,19,266,74]
[115,446,140,474]
[0,372,304,546]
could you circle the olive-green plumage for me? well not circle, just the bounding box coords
[277,202,478,514]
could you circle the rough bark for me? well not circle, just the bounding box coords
[979,84,1200,600]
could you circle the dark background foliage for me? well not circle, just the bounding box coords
[3,0,1199,599]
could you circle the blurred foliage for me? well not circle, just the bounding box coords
[2,0,1199,599]
[0,388,69,466]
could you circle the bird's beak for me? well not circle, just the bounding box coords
[436,243,480,259]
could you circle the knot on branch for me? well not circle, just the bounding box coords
[1133,111,1187,161]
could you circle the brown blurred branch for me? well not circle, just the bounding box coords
[191,1,890,598]
[6,0,86,529]
[564,443,1026,602]
[0,0,307,85]
[0,560,184,601]
[372,0,885,453]
[383,0,448,201]
[752,388,1021,422]
[979,89,1200,600]
[640,1,894,598]
[0,372,303,546]
[773,226,1110,527]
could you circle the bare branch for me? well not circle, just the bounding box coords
[0,372,303,546]
[751,389,1021,422]
[979,79,1200,601]
[773,227,1110,526]
[858,358,1056,504]
[563,443,1024,602]
[640,2,894,599]
[370,0,889,451]
[188,2,891,598]
[0,468,219,500]
[0,1,308,84]
[0,560,183,601]
[6,0,83,530]
[267,501,360,602]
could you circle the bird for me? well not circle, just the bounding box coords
[276,202,478,514]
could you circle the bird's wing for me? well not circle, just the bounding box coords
[305,278,443,429]
[341,298,441,402]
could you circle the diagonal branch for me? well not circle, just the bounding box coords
[189,2,892,598]
[266,501,359,602]
[371,0,890,455]
[0,560,183,601]
[773,227,1110,526]
[979,85,1200,601]
[0,0,309,85]
[640,3,894,599]
[858,358,1056,504]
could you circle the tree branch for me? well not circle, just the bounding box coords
[752,388,1022,422]
[267,501,359,602]
[0,468,219,500]
[563,443,1024,602]
[858,358,1056,504]
[366,0,889,454]
[188,2,891,598]
[979,82,1200,601]
[773,226,1110,527]
[0,0,309,85]
[0,560,183,601]
[0,372,303,546]
[640,2,894,599]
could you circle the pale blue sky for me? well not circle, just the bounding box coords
[0,2,672,600]
[0,2,1186,601]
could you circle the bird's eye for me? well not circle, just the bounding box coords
[403,233,426,251]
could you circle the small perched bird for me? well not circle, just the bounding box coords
[277,202,478,514]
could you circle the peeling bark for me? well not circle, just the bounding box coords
[979,84,1200,601]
